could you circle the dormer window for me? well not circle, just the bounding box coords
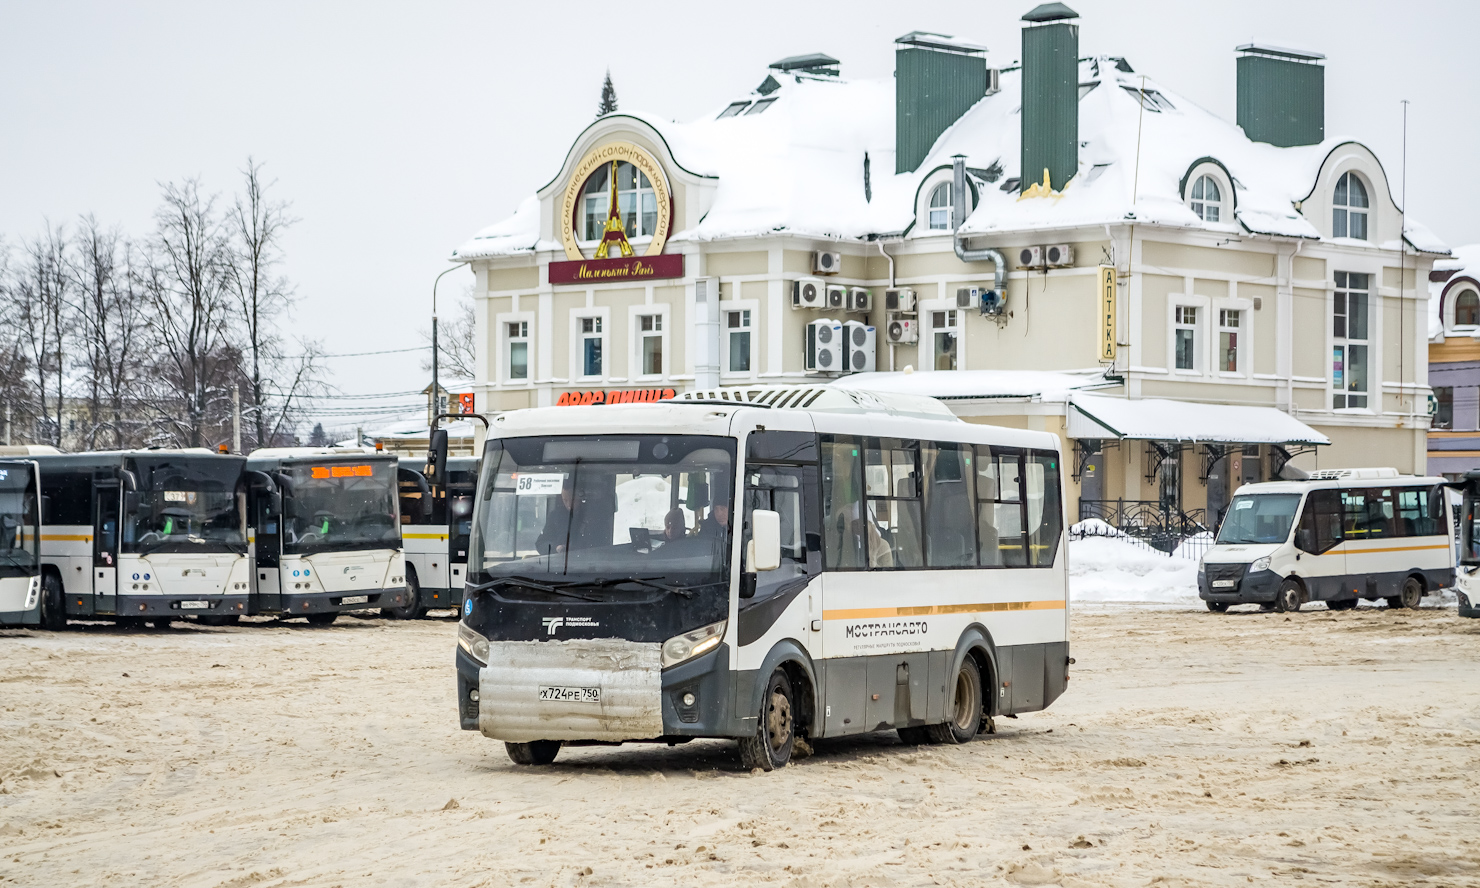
[581,162,657,242]
[1189,175,1222,222]
[928,183,953,230]
[1457,289,1480,327]
[1333,171,1369,240]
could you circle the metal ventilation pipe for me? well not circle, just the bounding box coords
[951,155,1007,297]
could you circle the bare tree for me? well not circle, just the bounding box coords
[10,225,69,446]
[226,158,298,450]
[69,216,145,449]
[420,292,477,381]
[143,178,235,448]
[0,240,38,445]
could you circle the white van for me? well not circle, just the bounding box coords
[1199,468,1452,613]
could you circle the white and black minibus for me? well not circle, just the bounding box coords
[393,456,478,618]
[0,459,42,627]
[1199,468,1453,613]
[29,449,253,627]
[1451,468,1480,618]
[456,386,1070,770]
[245,448,409,624]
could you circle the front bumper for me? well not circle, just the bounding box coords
[459,639,733,741]
[113,594,250,618]
[280,586,407,616]
[1459,590,1480,619]
[1199,569,1280,603]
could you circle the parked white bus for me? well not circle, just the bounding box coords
[393,456,478,618]
[1451,469,1480,618]
[1199,468,1453,613]
[456,386,1070,770]
[0,459,42,627]
[245,448,409,624]
[28,449,253,627]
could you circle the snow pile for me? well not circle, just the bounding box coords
[1068,530,1200,604]
[1068,391,1329,445]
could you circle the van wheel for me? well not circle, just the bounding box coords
[1273,580,1303,613]
[38,574,66,631]
[1206,601,1229,613]
[738,669,795,771]
[1390,577,1424,610]
[926,657,983,745]
[382,569,423,620]
[505,740,561,765]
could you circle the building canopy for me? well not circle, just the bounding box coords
[1067,393,1329,445]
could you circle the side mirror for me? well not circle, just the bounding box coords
[426,429,449,487]
[747,509,782,572]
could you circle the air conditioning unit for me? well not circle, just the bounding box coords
[843,320,876,373]
[1018,245,1043,268]
[806,318,843,373]
[813,251,842,275]
[885,317,918,345]
[885,287,917,313]
[847,287,872,313]
[985,68,1001,96]
[1044,244,1074,267]
[792,277,824,309]
[955,288,975,309]
[825,284,847,310]
[958,286,1006,316]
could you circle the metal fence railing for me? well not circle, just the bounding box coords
[1074,499,1216,561]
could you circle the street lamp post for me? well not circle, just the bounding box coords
[431,263,468,427]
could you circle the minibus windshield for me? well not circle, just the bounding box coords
[123,457,247,555]
[468,435,736,591]
[0,465,38,576]
[282,460,400,556]
[1217,493,1302,545]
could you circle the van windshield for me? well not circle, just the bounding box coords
[1217,493,1302,545]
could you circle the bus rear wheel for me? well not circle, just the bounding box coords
[505,740,561,766]
[1388,577,1423,610]
[926,657,983,745]
[38,574,65,631]
[306,612,338,626]
[1273,580,1303,613]
[739,669,795,771]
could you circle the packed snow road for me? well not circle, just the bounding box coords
[1,606,1477,887]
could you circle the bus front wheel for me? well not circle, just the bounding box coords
[505,740,560,765]
[1273,580,1304,613]
[38,574,65,631]
[739,669,795,771]
[1388,577,1423,610]
[306,612,338,626]
[926,657,983,745]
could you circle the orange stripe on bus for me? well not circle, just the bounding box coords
[41,534,91,542]
[823,600,1065,620]
[1341,543,1450,554]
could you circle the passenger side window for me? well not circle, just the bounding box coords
[1026,451,1063,567]
[923,443,977,567]
[820,436,865,570]
[744,467,805,562]
[863,439,924,569]
[1343,487,1394,540]
[1295,489,1343,554]
[975,446,1026,567]
[1395,486,1438,537]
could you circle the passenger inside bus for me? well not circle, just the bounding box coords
[535,482,575,554]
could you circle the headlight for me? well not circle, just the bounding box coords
[457,621,490,666]
[1250,556,1271,573]
[661,619,726,669]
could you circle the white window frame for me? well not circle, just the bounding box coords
[1168,297,1208,375]
[915,172,965,237]
[927,182,953,231]
[1213,298,1253,378]
[1331,271,1373,411]
[1446,285,1480,331]
[629,305,671,381]
[496,311,534,387]
[1189,174,1223,223]
[569,308,610,383]
[577,162,658,250]
[920,298,962,372]
[720,299,758,379]
[1332,170,1370,242]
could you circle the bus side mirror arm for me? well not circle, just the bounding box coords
[748,510,782,572]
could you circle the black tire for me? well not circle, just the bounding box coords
[38,573,66,631]
[738,669,795,771]
[505,740,561,765]
[1273,579,1303,613]
[306,612,338,626]
[196,614,241,626]
[1392,577,1423,610]
[1326,598,1357,611]
[896,725,930,745]
[926,657,983,745]
[1206,600,1229,613]
[381,568,423,620]
[149,619,175,629]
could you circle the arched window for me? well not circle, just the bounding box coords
[1333,171,1369,240]
[1456,289,1480,327]
[581,162,657,242]
[928,182,953,230]
[1189,174,1221,222]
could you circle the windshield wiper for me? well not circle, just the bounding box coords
[583,576,728,599]
[491,575,605,602]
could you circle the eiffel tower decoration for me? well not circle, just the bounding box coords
[594,160,635,259]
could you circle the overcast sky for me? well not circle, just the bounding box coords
[3,0,1476,431]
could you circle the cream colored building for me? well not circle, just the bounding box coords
[453,7,1447,527]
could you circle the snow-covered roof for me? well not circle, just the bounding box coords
[1066,392,1329,445]
[457,54,1447,257]
[830,368,1116,402]
[1430,243,1480,340]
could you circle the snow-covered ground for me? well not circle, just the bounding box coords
[1068,532,1200,605]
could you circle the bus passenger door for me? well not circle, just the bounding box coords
[93,481,120,611]
[1293,489,1344,601]
[254,489,283,612]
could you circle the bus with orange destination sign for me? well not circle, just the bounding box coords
[245,448,409,624]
